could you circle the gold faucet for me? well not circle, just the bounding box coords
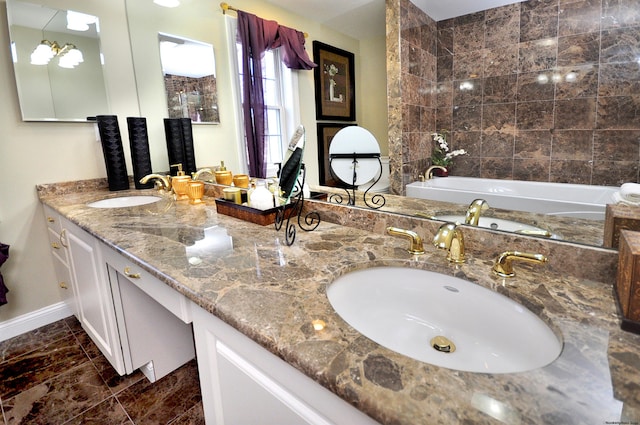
[421,165,447,181]
[386,227,425,255]
[465,199,489,226]
[140,173,171,191]
[492,251,548,278]
[433,222,465,263]
[192,168,214,181]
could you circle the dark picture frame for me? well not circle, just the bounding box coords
[313,41,356,121]
[317,123,355,187]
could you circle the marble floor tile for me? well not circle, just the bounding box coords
[0,335,89,399]
[63,397,133,425]
[0,321,72,362]
[168,401,205,425]
[91,354,145,395]
[116,360,202,425]
[2,362,112,424]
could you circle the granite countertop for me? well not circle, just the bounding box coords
[37,183,640,425]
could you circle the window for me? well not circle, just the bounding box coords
[227,16,300,178]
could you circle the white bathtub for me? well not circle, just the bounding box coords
[406,177,618,220]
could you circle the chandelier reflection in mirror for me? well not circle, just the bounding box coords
[30,40,83,68]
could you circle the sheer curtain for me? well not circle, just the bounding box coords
[235,10,315,178]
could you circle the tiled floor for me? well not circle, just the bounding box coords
[0,317,204,424]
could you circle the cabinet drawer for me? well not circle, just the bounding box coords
[43,204,62,234]
[101,246,192,323]
[47,228,69,264]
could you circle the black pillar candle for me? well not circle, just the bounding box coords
[164,118,185,175]
[180,118,197,175]
[96,115,129,191]
[127,117,154,189]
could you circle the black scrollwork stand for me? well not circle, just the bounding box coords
[328,153,386,210]
[274,164,321,246]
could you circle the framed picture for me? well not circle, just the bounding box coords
[317,123,355,187]
[313,41,356,121]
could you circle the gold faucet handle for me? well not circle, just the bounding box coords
[386,227,425,255]
[492,251,548,278]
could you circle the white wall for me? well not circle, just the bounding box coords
[0,0,387,324]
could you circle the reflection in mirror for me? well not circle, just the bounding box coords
[158,33,219,124]
[6,0,108,121]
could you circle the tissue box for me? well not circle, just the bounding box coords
[615,229,640,334]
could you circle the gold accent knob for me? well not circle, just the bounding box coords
[124,267,141,279]
[47,216,55,223]
[431,336,456,353]
[51,242,60,249]
[59,282,68,289]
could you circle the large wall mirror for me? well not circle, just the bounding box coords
[159,33,219,124]
[6,0,109,121]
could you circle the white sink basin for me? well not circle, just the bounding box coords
[87,195,162,209]
[327,267,562,374]
[434,215,554,237]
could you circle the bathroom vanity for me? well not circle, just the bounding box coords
[37,180,640,424]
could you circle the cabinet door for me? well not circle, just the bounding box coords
[63,220,125,375]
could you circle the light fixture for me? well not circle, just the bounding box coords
[66,10,97,31]
[30,40,84,68]
[154,0,180,7]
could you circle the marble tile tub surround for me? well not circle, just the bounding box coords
[387,0,640,193]
[36,181,640,424]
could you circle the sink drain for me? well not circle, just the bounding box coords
[431,336,456,353]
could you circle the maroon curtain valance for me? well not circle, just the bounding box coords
[236,10,316,178]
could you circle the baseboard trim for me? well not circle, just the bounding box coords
[0,302,73,342]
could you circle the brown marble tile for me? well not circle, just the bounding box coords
[436,81,453,109]
[597,96,640,130]
[515,130,553,159]
[555,98,597,129]
[555,64,599,99]
[2,362,112,424]
[73,330,103,360]
[483,45,519,77]
[169,401,205,425]
[482,103,516,133]
[558,0,602,36]
[516,100,555,130]
[518,39,557,73]
[557,32,600,66]
[513,158,552,181]
[592,160,639,186]
[116,359,201,424]
[481,129,515,157]
[64,315,84,334]
[407,44,421,76]
[451,131,482,157]
[453,50,485,80]
[599,62,640,97]
[485,11,520,49]
[520,0,559,42]
[402,104,420,133]
[453,19,485,53]
[600,27,640,64]
[517,71,555,102]
[420,50,436,82]
[0,334,89,399]
[486,2,521,21]
[437,27,453,56]
[480,157,514,179]
[483,74,517,104]
[594,130,640,161]
[57,396,132,425]
[91,355,145,394]
[601,0,640,29]
[420,106,436,132]
[420,22,437,56]
[453,78,483,106]
[552,130,594,160]
[0,320,71,362]
[436,54,453,82]
[450,156,480,176]
[452,104,482,131]
[550,159,593,184]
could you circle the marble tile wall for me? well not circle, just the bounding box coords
[388,0,640,192]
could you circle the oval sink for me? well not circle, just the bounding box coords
[327,267,562,374]
[434,214,554,238]
[87,195,162,209]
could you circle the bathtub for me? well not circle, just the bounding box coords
[406,177,618,220]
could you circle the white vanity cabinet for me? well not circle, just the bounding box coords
[191,303,380,425]
[50,213,194,381]
[42,205,76,315]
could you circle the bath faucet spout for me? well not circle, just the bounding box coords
[140,173,171,191]
[433,222,465,263]
[422,165,447,180]
[464,199,489,226]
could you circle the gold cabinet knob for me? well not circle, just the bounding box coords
[59,282,68,289]
[51,242,60,249]
[124,267,141,279]
[47,216,55,223]
[59,229,68,248]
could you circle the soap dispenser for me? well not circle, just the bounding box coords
[171,163,192,201]
[215,161,233,185]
